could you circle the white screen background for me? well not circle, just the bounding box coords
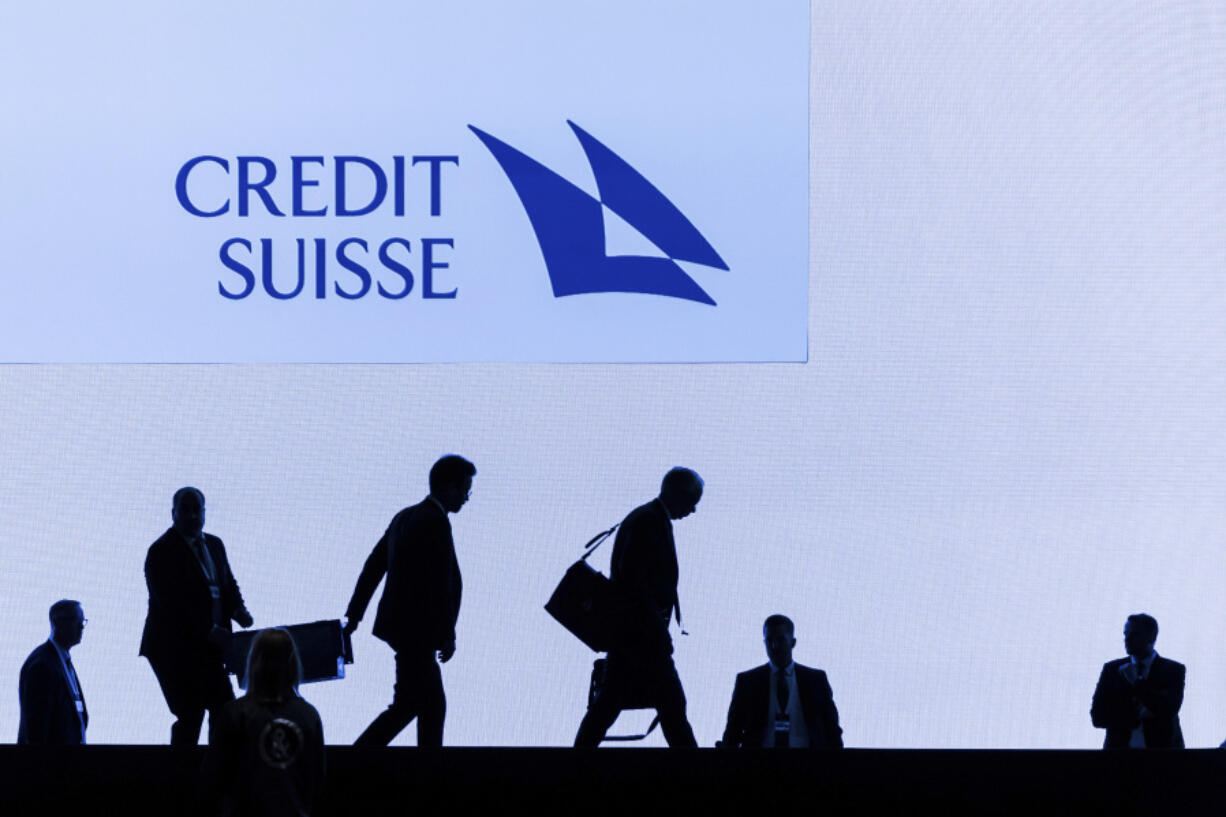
[3,1,1226,747]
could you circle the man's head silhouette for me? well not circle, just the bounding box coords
[659,467,702,520]
[430,455,476,514]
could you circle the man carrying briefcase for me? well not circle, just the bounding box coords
[572,468,703,748]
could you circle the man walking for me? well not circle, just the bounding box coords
[344,454,475,747]
[574,467,703,747]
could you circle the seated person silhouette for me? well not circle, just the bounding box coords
[1090,613,1184,749]
[203,628,325,817]
[718,614,843,748]
[18,599,88,745]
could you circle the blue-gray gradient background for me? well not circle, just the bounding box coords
[3,1,1226,747]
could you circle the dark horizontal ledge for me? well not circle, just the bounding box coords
[3,746,1226,816]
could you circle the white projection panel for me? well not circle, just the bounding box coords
[3,2,1226,747]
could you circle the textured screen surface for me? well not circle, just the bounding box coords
[3,2,1226,747]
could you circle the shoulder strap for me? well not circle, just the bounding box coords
[579,524,619,562]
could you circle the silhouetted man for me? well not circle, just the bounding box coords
[343,454,475,747]
[18,600,88,744]
[574,467,702,748]
[140,487,254,746]
[718,614,843,748]
[1091,613,1185,749]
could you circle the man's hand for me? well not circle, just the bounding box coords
[234,608,254,629]
[438,640,456,663]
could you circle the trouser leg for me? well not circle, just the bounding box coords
[574,656,628,747]
[415,656,446,747]
[355,649,438,747]
[149,654,233,747]
[652,656,697,748]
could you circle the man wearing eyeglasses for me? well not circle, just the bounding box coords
[343,454,475,747]
[18,600,89,745]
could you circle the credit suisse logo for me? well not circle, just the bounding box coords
[174,123,728,305]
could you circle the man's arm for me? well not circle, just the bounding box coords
[212,537,253,629]
[344,530,390,632]
[817,672,844,749]
[1134,661,1185,720]
[1090,662,1137,730]
[18,657,53,744]
[423,515,458,656]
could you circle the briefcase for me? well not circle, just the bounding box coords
[544,524,626,652]
[225,619,354,688]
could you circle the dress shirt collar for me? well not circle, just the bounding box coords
[1132,651,1158,677]
[768,660,795,676]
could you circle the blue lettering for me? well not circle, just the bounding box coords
[412,155,459,216]
[336,156,388,217]
[177,156,230,217]
[377,238,414,299]
[335,238,372,299]
[261,237,305,299]
[218,237,255,298]
[421,238,456,299]
[237,157,285,217]
[291,156,327,216]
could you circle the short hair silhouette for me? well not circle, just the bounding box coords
[763,614,794,634]
[173,486,204,508]
[429,455,476,495]
[661,467,702,496]
[49,599,81,624]
[1127,613,1158,640]
[245,629,303,704]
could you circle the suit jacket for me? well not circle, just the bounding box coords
[139,528,248,664]
[346,498,462,653]
[720,663,843,749]
[610,499,679,653]
[18,640,87,745]
[1090,655,1185,748]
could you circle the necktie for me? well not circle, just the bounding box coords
[774,669,790,748]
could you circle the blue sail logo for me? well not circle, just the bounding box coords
[469,122,728,305]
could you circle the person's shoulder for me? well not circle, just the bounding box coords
[1156,655,1186,673]
[20,641,54,672]
[290,696,323,726]
[795,663,825,678]
[736,664,770,682]
[623,499,664,527]
[1102,657,1130,672]
[402,499,445,524]
[149,527,177,551]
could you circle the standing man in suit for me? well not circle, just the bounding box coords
[343,454,475,747]
[574,467,703,748]
[1090,613,1185,749]
[140,486,254,746]
[718,614,843,748]
[18,600,88,744]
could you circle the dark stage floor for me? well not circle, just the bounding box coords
[4,746,1226,816]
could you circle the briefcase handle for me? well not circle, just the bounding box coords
[579,523,619,562]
